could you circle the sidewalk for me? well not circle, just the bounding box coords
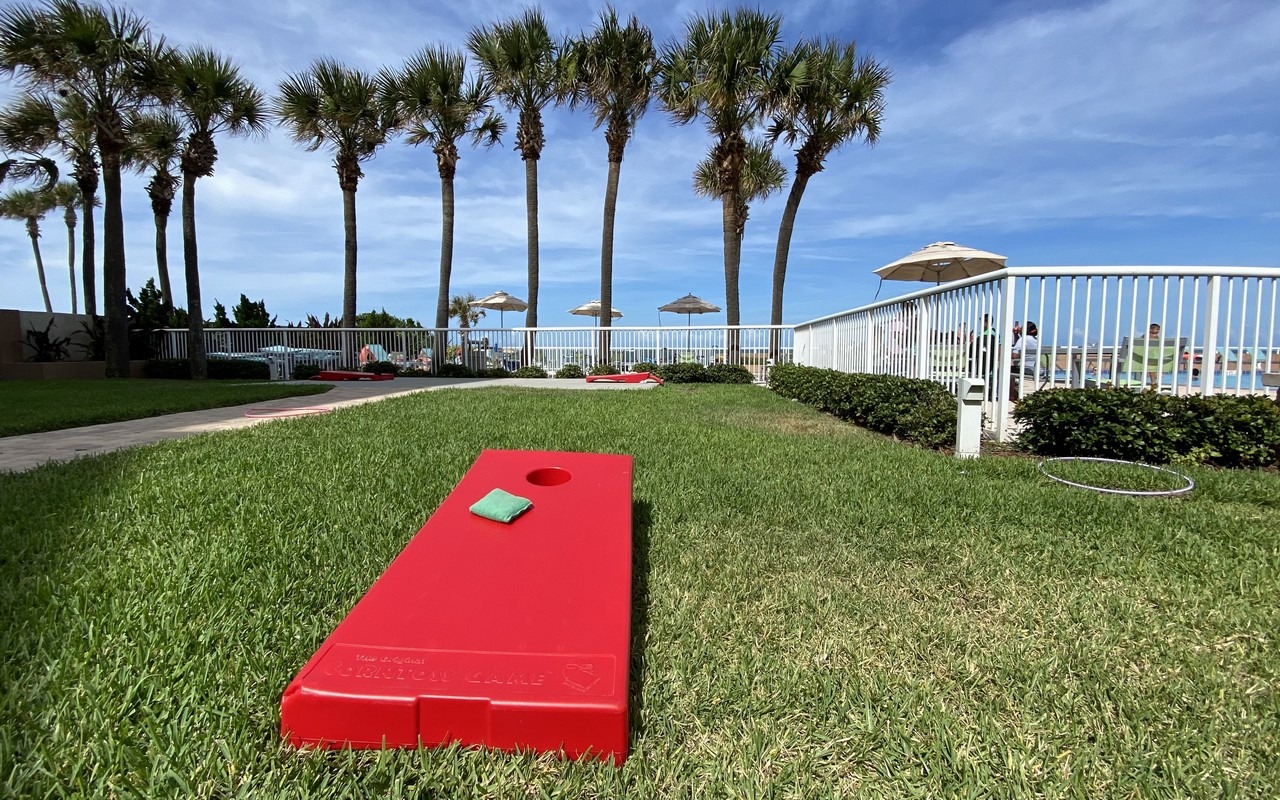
[0,377,657,474]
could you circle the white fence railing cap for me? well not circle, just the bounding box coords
[795,265,1280,329]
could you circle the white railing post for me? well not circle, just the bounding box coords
[1201,275,1221,397]
[914,297,931,380]
[994,275,1017,442]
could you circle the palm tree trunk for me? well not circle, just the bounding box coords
[182,173,207,379]
[343,188,357,328]
[434,176,454,372]
[100,152,129,378]
[769,171,811,360]
[722,190,741,361]
[64,206,77,315]
[81,196,96,317]
[523,157,540,365]
[598,158,622,366]
[155,210,172,311]
[26,219,52,313]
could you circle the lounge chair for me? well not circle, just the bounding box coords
[359,343,391,365]
[1116,336,1186,390]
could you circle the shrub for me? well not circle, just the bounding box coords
[706,363,754,384]
[1014,388,1280,468]
[768,364,957,449]
[208,359,271,380]
[589,363,620,376]
[478,367,512,378]
[631,361,658,374]
[361,360,398,375]
[143,358,270,380]
[436,364,476,378]
[290,363,322,381]
[513,366,548,379]
[398,367,431,378]
[555,364,585,379]
[655,362,710,383]
[144,358,189,379]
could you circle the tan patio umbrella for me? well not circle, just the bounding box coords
[658,293,721,326]
[469,290,528,327]
[874,241,1007,284]
[569,299,623,321]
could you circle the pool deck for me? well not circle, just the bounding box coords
[0,377,658,474]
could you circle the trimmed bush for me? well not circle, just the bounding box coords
[768,363,956,449]
[554,364,585,379]
[513,366,548,378]
[290,363,322,381]
[1014,388,1280,468]
[144,358,271,380]
[631,361,658,373]
[478,367,512,378]
[655,362,710,383]
[436,364,476,378]
[589,363,620,376]
[208,359,271,380]
[361,360,398,375]
[398,367,431,377]
[706,363,754,384]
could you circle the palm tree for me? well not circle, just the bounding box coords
[0,186,58,312]
[169,47,267,379]
[768,39,888,329]
[276,59,394,328]
[448,293,486,328]
[0,0,171,376]
[467,8,568,333]
[569,8,655,364]
[0,92,97,314]
[657,9,784,340]
[0,152,58,189]
[448,292,485,356]
[693,140,787,240]
[125,110,183,310]
[379,46,503,369]
[49,180,90,314]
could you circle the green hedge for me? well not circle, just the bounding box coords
[631,361,658,373]
[655,363,710,383]
[706,364,754,384]
[144,358,271,380]
[513,366,548,379]
[589,363,620,376]
[768,363,956,449]
[555,365,585,379]
[436,364,476,378]
[477,367,512,378]
[1014,388,1280,468]
[361,360,398,375]
[290,363,322,381]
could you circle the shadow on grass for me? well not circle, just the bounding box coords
[628,499,652,748]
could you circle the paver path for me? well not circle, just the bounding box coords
[0,378,656,473]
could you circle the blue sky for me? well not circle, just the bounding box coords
[1,0,1277,327]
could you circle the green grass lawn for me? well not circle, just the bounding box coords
[0,379,334,437]
[1,385,1277,797]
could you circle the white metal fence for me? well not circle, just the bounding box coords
[157,325,794,381]
[794,266,1280,441]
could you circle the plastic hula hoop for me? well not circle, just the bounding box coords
[244,406,332,419]
[1037,456,1194,497]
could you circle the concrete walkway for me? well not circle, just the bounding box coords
[0,377,657,474]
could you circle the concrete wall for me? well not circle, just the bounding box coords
[0,309,97,364]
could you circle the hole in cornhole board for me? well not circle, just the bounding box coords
[527,467,571,486]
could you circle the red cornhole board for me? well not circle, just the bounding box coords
[311,370,394,381]
[280,449,634,763]
[584,372,663,385]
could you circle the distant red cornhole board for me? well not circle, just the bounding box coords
[311,370,394,381]
[584,372,663,384]
[280,449,635,763]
